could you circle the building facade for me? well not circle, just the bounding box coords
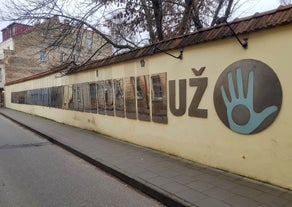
[0,18,112,106]
[0,23,33,105]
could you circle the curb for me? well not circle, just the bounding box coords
[0,112,191,207]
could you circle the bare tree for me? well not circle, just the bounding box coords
[280,0,292,5]
[0,0,242,67]
[106,0,238,44]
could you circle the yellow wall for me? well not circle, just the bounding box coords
[5,24,292,189]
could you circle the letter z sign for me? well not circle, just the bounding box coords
[169,67,208,118]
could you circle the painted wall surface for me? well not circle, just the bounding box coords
[5,24,292,189]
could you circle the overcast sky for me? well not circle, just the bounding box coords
[0,0,283,42]
[233,0,281,17]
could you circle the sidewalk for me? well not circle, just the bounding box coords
[0,108,291,207]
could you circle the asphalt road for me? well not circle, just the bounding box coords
[0,115,164,207]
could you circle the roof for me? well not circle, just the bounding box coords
[6,4,292,85]
[1,22,34,42]
[1,22,33,32]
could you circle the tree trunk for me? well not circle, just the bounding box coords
[224,0,234,18]
[211,0,224,26]
[151,0,163,41]
[191,1,203,30]
[141,0,156,43]
[178,0,193,35]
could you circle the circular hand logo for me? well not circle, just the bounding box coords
[213,59,282,135]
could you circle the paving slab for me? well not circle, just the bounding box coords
[1,108,292,207]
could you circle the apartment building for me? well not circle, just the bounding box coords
[0,17,112,106]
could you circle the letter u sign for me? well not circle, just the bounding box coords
[169,78,208,118]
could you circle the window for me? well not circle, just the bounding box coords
[0,68,2,82]
[76,85,81,104]
[136,77,143,100]
[86,38,93,49]
[89,83,96,98]
[76,36,81,45]
[39,51,46,61]
[76,35,82,51]
[60,52,65,63]
[76,36,82,47]
[151,75,163,101]
[12,27,16,35]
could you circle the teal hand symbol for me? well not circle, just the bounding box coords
[221,68,278,134]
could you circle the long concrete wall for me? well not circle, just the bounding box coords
[5,24,292,189]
